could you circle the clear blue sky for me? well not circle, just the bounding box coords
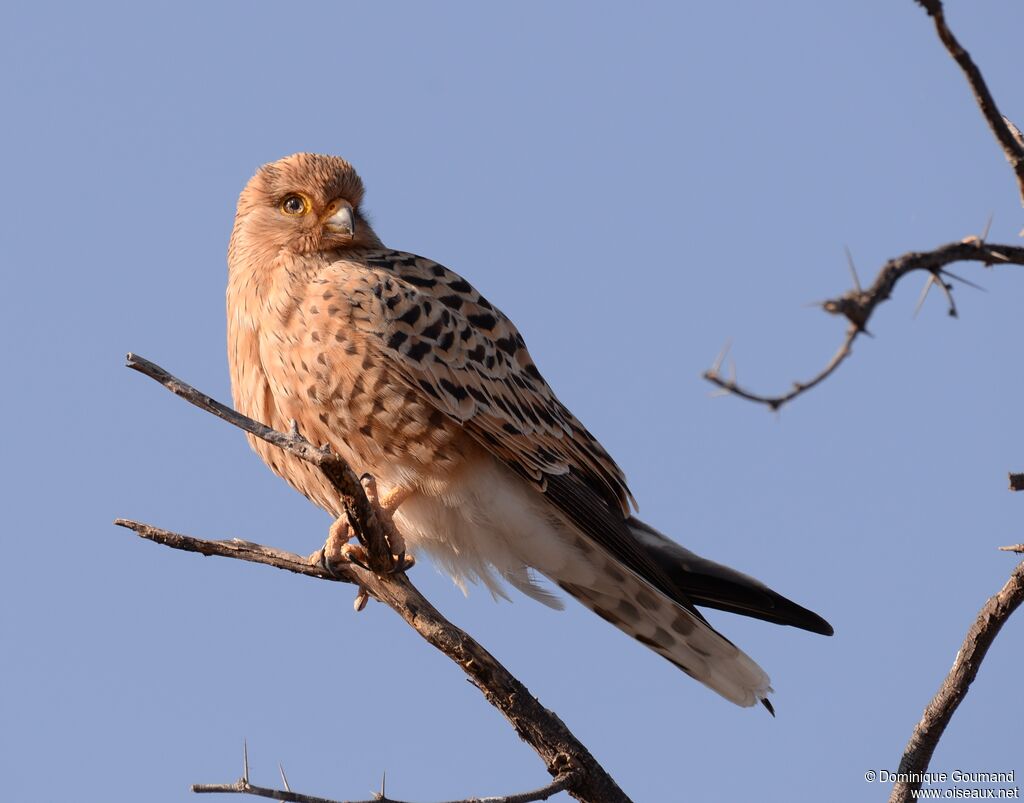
[2,2,1021,801]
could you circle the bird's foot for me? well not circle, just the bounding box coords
[310,516,374,612]
[311,478,415,580]
[359,474,415,574]
[311,516,371,572]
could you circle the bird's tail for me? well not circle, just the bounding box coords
[554,517,832,710]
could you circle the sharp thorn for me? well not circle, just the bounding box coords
[981,213,994,242]
[710,339,732,374]
[279,763,291,792]
[243,739,249,783]
[844,245,862,292]
[933,272,958,317]
[940,269,985,291]
[913,274,936,318]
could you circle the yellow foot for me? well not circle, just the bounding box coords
[358,474,415,574]
[308,517,373,612]
[311,477,416,581]
[308,516,364,572]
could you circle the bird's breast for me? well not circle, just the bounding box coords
[228,257,474,516]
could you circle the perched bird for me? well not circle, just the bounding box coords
[227,153,832,711]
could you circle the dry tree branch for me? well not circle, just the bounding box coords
[188,743,575,803]
[703,239,1024,410]
[914,0,1024,206]
[888,546,1024,803]
[192,777,572,803]
[118,354,630,803]
[705,0,1024,411]
[124,354,391,574]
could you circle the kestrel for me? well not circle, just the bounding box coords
[227,153,832,711]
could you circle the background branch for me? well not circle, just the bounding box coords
[889,549,1024,803]
[705,0,1024,411]
[915,0,1024,206]
[120,355,631,803]
[189,744,575,803]
[703,240,1024,410]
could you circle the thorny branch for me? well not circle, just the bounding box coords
[188,742,576,803]
[889,545,1024,803]
[703,239,1024,410]
[700,6,1024,799]
[705,0,1024,411]
[118,354,630,803]
[915,0,1024,206]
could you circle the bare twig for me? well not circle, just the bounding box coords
[193,757,574,803]
[194,777,340,803]
[113,520,347,581]
[888,553,1024,803]
[119,355,630,803]
[914,0,1024,205]
[124,354,396,572]
[703,239,1024,410]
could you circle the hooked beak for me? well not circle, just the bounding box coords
[324,202,355,237]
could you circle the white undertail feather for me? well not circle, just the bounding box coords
[390,458,772,708]
[556,557,772,708]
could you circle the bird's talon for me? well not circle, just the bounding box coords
[315,547,347,577]
[340,543,371,571]
[312,547,329,570]
[389,551,415,573]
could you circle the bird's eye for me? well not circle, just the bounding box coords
[279,194,309,216]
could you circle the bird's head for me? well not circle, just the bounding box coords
[231,153,381,260]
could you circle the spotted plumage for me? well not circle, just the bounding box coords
[227,153,832,711]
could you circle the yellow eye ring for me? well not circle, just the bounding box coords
[279,193,310,216]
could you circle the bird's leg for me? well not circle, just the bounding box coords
[360,474,415,573]
[315,515,370,572]
[311,477,415,580]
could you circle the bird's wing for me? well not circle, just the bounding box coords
[359,249,686,592]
